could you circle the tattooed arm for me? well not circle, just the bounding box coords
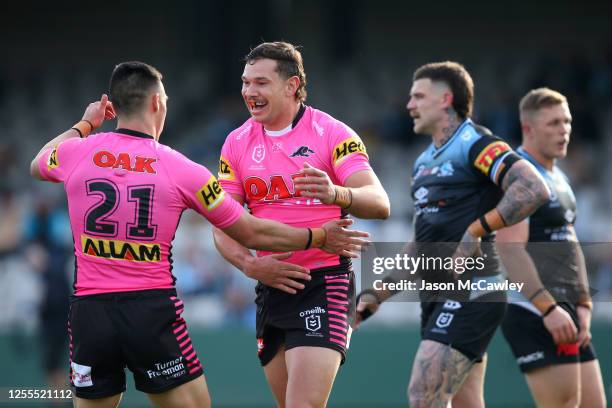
[497,160,550,225]
[456,138,549,261]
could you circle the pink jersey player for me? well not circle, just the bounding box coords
[38,128,243,296]
[219,106,371,270]
[29,63,370,407]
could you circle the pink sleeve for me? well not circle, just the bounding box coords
[217,136,245,199]
[37,137,84,183]
[329,122,372,185]
[171,153,243,229]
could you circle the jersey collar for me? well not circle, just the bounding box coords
[115,128,155,140]
[516,146,549,173]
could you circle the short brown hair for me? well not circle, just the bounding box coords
[519,87,567,122]
[413,61,474,120]
[245,42,307,102]
[109,61,163,117]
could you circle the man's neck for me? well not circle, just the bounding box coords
[264,101,301,131]
[432,109,462,148]
[117,118,158,141]
[522,145,554,171]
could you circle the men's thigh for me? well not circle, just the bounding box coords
[580,359,606,408]
[146,375,211,408]
[451,354,487,408]
[525,363,580,406]
[285,346,341,407]
[408,339,474,406]
[262,344,288,406]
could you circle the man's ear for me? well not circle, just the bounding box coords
[521,122,532,139]
[286,76,300,98]
[442,90,454,110]
[152,93,161,113]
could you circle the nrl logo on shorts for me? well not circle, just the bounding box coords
[435,312,454,328]
[252,144,265,163]
[305,315,321,332]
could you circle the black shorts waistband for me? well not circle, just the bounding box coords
[71,288,177,303]
[310,261,352,275]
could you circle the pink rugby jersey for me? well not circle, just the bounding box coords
[38,128,243,296]
[219,106,371,270]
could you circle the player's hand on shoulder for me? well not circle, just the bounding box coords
[321,219,370,258]
[294,162,336,204]
[82,94,116,131]
[244,253,311,295]
[355,290,380,328]
[543,305,578,345]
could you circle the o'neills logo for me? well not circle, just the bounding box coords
[81,235,161,262]
[299,306,326,317]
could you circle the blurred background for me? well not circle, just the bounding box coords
[1,0,611,406]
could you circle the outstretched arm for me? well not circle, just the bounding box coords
[212,194,313,295]
[30,94,115,180]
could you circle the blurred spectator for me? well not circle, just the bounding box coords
[23,196,71,390]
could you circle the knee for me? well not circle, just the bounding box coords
[285,397,324,408]
[408,381,447,408]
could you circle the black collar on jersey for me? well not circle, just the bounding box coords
[115,128,155,140]
[291,104,306,128]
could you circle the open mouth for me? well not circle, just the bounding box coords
[248,100,268,114]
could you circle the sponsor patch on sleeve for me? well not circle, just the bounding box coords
[473,141,511,176]
[218,156,236,181]
[47,147,59,170]
[197,175,226,211]
[332,136,368,166]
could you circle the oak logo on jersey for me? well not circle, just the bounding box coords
[473,141,510,175]
[244,174,306,202]
[47,147,59,170]
[93,151,157,174]
[218,156,235,181]
[81,235,161,262]
[197,175,226,210]
[333,136,368,166]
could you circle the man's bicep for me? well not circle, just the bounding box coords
[500,159,538,191]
